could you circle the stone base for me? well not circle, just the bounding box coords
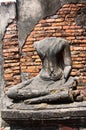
[1,101,86,128]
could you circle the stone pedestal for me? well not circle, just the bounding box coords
[1,102,86,129]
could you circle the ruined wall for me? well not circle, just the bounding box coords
[0,1,16,109]
[17,0,86,47]
[21,4,86,89]
[3,3,86,90]
[3,20,21,89]
[0,2,16,127]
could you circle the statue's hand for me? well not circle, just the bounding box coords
[64,66,72,80]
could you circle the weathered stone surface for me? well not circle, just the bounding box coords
[76,7,86,28]
[6,101,86,110]
[0,2,16,111]
[2,102,86,127]
[0,2,16,39]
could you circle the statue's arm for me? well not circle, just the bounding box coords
[63,43,72,81]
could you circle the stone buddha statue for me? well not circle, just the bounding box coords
[6,37,82,104]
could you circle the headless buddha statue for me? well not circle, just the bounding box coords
[6,37,82,104]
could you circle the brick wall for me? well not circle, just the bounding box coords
[3,20,21,89]
[2,4,86,90]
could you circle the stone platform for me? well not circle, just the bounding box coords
[1,101,86,127]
